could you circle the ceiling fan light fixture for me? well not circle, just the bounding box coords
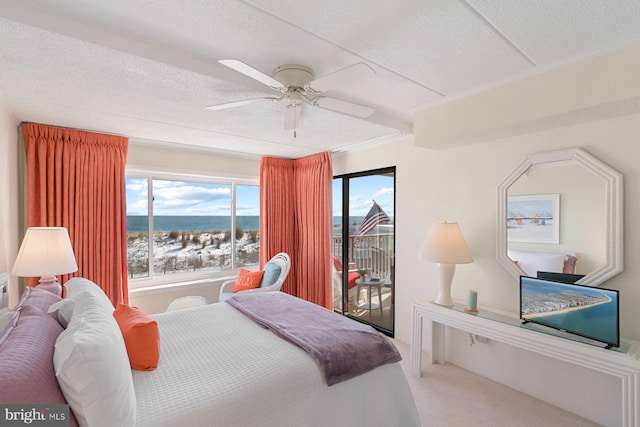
[211,59,377,127]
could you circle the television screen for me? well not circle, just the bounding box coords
[520,276,619,348]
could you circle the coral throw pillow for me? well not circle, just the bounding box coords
[113,304,160,371]
[232,269,265,293]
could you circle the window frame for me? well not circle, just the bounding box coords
[125,164,260,289]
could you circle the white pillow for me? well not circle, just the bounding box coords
[65,277,115,312]
[50,278,114,327]
[53,284,135,427]
[508,250,566,276]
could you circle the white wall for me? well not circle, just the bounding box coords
[332,52,640,425]
[0,98,19,306]
[127,143,260,177]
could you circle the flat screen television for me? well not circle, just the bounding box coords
[519,276,619,348]
[536,271,585,284]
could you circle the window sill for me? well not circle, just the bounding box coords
[129,276,235,295]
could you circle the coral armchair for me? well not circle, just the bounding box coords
[219,252,291,302]
[332,256,362,310]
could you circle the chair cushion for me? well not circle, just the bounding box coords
[260,262,282,288]
[332,256,343,271]
[347,272,361,289]
[232,269,265,293]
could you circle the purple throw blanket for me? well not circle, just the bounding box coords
[226,292,401,386]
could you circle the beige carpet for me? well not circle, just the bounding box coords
[393,340,600,427]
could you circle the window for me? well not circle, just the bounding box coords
[333,167,395,336]
[126,168,259,287]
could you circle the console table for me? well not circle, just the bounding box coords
[411,299,640,426]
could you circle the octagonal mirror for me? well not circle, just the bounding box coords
[497,148,623,286]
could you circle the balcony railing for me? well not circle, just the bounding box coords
[332,233,394,280]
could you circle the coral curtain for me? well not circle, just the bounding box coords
[260,152,333,309]
[21,123,129,306]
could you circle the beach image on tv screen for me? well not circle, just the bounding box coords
[520,277,618,346]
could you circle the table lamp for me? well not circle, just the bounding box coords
[419,221,472,306]
[12,227,78,296]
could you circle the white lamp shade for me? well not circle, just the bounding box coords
[12,227,78,277]
[419,221,473,264]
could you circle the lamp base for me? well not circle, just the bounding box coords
[433,263,456,307]
[434,295,455,307]
[36,276,62,297]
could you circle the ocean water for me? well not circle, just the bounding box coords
[127,216,259,233]
[532,299,618,346]
[127,215,371,233]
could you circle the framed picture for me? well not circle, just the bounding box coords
[507,194,560,244]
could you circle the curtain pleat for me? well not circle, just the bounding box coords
[260,152,333,309]
[259,157,296,295]
[21,123,129,306]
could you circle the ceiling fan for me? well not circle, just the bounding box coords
[207,59,376,136]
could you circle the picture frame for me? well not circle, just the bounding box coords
[507,194,560,244]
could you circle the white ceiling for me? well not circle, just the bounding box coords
[1,0,639,159]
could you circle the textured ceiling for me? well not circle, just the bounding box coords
[0,0,639,159]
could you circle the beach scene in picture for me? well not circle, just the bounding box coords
[507,194,559,244]
[520,277,618,346]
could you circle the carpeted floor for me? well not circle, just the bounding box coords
[393,340,600,427]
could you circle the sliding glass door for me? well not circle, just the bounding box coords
[333,167,395,335]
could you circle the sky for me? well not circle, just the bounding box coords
[126,174,394,218]
[126,178,259,216]
[333,174,394,217]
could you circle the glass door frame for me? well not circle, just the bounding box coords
[333,166,395,337]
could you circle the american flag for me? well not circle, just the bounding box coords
[356,201,390,236]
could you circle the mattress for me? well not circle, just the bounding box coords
[133,302,420,427]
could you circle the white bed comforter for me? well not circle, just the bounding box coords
[132,302,420,427]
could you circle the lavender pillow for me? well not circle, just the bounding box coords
[0,305,78,427]
[15,286,62,321]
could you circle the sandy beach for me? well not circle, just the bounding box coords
[522,296,612,319]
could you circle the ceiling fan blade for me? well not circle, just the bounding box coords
[206,97,279,111]
[307,63,375,92]
[218,59,285,90]
[283,104,301,130]
[313,97,374,118]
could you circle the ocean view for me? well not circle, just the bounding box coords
[126,214,393,279]
[127,216,260,233]
[126,215,375,234]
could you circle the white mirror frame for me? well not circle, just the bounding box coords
[496,147,623,286]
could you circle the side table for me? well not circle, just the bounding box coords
[355,278,383,318]
[411,299,640,426]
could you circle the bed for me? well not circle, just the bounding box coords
[0,279,420,427]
